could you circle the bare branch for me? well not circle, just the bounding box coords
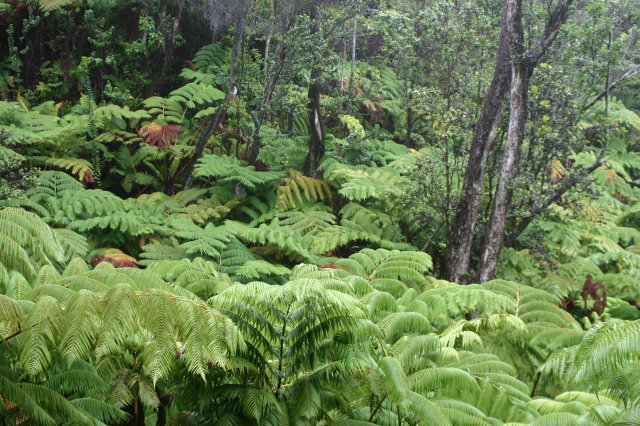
[582,64,640,111]
[507,155,605,245]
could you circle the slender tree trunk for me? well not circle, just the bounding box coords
[146,2,184,97]
[304,6,325,178]
[349,17,357,93]
[263,0,275,72]
[182,12,245,189]
[304,69,325,177]
[582,64,640,112]
[340,35,346,95]
[404,79,414,148]
[443,2,511,283]
[477,0,528,283]
[245,17,294,165]
[405,106,414,148]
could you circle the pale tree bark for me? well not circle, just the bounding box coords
[443,1,511,283]
[476,0,574,282]
[304,5,325,178]
[503,12,615,246]
[477,0,528,283]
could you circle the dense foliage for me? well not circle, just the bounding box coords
[1,0,640,424]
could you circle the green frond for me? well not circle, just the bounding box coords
[216,385,282,423]
[70,398,127,423]
[195,154,284,189]
[418,284,514,324]
[235,260,291,279]
[340,203,406,244]
[321,159,406,201]
[18,295,63,376]
[336,249,432,286]
[543,320,640,386]
[54,228,89,259]
[409,367,479,394]
[377,312,432,342]
[379,356,410,407]
[391,335,441,366]
[1,378,106,425]
[529,412,582,425]
[0,207,65,280]
[405,392,452,426]
[143,96,184,124]
[311,225,381,254]
[192,43,228,72]
[0,375,56,425]
[4,271,32,299]
[39,0,77,11]
[93,104,150,128]
[169,82,225,109]
[59,290,101,363]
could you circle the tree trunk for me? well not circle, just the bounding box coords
[476,0,574,281]
[349,17,357,91]
[405,106,414,148]
[245,18,294,165]
[443,2,511,283]
[263,0,275,72]
[304,6,325,178]
[182,12,245,189]
[477,0,528,283]
[146,2,184,97]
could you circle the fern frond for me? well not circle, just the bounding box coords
[195,154,284,189]
[42,157,94,183]
[169,83,225,109]
[0,208,65,279]
[192,43,228,72]
[143,96,184,124]
[276,169,332,211]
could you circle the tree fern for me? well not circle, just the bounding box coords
[192,43,228,72]
[0,207,65,280]
[208,276,367,423]
[276,169,332,211]
[41,156,94,183]
[93,104,150,129]
[332,248,432,287]
[541,320,640,404]
[142,96,184,125]
[195,154,284,189]
[169,82,225,109]
[321,158,406,201]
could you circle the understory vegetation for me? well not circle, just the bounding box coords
[1,0,640,424]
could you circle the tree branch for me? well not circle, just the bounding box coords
[507,155,605,245]
[582,64,640,111]
[183,13,245,189]
[527,0,574,66]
